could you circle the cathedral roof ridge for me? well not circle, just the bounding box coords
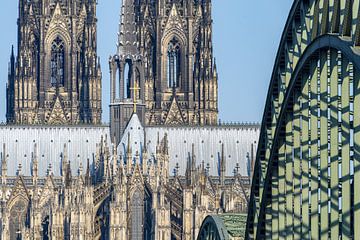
[218,121,261,128]
[145,122,260,130]
[0,123,110,129]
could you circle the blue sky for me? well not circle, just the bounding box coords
[0,0,293,123]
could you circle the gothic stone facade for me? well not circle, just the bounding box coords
[1,0,255,239]
[0,120,251,240]
[110,0,218,142]
[6,0,102,125]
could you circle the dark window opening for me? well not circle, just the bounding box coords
[50,36,65,87]
[42,216,50,240]
[124,61,132,99]
[167,38,181,88]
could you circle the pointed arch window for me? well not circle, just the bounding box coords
[131,190,143,239]
[9,199,29,240]
[167,38,181,88]
[124,60,132,99]
[50,36,65,87]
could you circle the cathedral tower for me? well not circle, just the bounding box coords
[110,0,218,142]
[6,0,102,125]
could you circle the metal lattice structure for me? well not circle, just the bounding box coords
[198,214,247,240]
[246,0,360,239]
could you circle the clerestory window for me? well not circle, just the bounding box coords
[50,36,65,87]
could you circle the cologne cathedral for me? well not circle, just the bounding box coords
[0,1,259,240]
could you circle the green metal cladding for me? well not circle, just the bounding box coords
[246,0,360,239]
[198,214,247,240]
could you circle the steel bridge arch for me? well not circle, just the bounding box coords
[197,215,230,240]
[246,0,360,239]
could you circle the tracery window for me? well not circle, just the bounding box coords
[9,199,28,240]
[131,190,143,239]
[50,36,65,87]
[167,38,181,88]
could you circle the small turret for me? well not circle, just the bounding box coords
[156,132,160,154]
[65,161,72,188]
[213,58,218,79]
[31,143,38,185]
[61,143,68,177]
[112,140,118,178]
[162,133,169,155]
[191,143,196,175]
[1,143,8,184]
[126,132,132,173]
[186,143,197,186]
[85,158,92,186]
[220,143,226,186]
[142,130,148,173]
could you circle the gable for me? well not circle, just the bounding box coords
[47,97,67,124]
[164,97,184,125]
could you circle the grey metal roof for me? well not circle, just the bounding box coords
[119,114,260,177]
[0,125,110,176]
[0,115,259,177]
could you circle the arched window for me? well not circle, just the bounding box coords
[131,190,143,239]
[124,61,132,99]
[167,38,181,88]
[50,36,65,87]
[9,199,28,240]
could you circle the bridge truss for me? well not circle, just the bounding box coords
[247,0,360,239]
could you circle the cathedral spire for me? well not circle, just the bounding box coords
[117,0,138,56]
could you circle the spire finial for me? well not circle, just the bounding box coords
[127,132,131,154]
[220,143,226,185]
[143,130,147,152]
[32,143,38,178]
[85,158,91,186]
[191,143,196,171]
[2,143,6,162]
